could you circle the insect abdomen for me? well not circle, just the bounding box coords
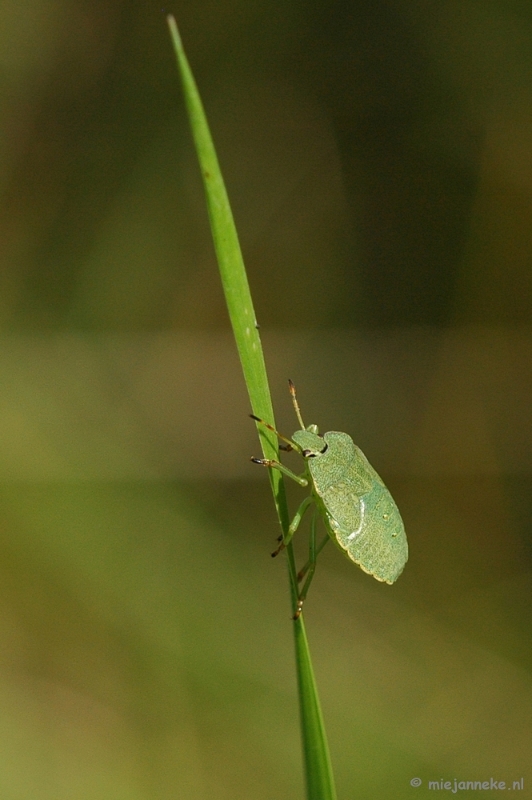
[326,482,407,583]
[310,439,408,584]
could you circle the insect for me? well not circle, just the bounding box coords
[251,380,408,618]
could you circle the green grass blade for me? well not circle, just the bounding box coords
[167,16,337,800]
[167,18,271,428]
[294,619,337,800]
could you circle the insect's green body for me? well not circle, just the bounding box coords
[251,381,408,617]
[292,428,407,584]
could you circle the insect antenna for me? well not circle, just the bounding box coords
[249,414,297,451]
[288,379,306,429]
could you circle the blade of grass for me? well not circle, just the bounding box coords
[167,16,337,800]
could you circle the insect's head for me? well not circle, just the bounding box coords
[292,426,327,458]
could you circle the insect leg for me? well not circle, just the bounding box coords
[250,457,308,487]
[271,495,313,557]
[293,508,319,620]
[296,532,330,582]
[249,414,297,451]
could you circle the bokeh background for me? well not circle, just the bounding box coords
[1,1,531,798]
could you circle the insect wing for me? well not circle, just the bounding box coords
[309,432,408,584]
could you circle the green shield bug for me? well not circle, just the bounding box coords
[251,380,408,618]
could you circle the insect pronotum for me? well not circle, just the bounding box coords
[251,380,408,619]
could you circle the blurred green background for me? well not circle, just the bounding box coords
[1,1,531,798]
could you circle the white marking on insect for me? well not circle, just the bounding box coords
[347,499,366,540]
